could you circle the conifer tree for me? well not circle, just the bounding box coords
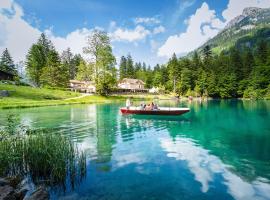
[0,48,17,75]
[119,56,127,80]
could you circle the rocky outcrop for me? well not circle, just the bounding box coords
[0,177,49,200]
[25,186,49,200]
[0,177,26,200]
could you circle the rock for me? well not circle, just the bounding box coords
[5,176,22,188]
[0,90,9,97]
[0,185,16,200]
[0,178,9,187]
[14,188,28,200]
[25,186,49,200]
[0,177,28,200]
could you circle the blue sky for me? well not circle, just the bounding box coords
[1,0,270,66]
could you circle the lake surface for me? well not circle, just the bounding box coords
[1,100,270,200]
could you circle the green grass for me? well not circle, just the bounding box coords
[0,84,168,109]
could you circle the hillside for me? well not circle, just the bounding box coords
[194,7,270,55]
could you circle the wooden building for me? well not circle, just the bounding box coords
[69,80,96,93]
[0,70,15,81]
[117,78,148,93]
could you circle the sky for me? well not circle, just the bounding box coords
[1,0,270,67]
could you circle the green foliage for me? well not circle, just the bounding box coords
[148,38,270,99]
[61,48,81,80]
[83,30,116,95]
[119,56,127,80]
[26,34,52,86]
[40,49,69,87]
[76,60,93,81]
[0,48,17,75]
[96,71,117,96]
[0,127,86,188]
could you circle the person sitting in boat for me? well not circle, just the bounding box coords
[140,103,145,110]
[153,103,158,110]
[145,104,151,110]
[126,98,131,109]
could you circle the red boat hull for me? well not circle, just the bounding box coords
[120,108,189,116]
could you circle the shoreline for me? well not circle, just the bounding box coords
[1,94,268,110]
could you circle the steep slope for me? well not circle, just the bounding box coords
[194,7,270,55]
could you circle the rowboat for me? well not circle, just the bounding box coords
[120,107,190,116]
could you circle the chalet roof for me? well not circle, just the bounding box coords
[119,78,145,85]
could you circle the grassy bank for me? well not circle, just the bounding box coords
[0,84,169,109]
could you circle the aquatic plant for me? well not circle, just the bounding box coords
[0,115,86,189]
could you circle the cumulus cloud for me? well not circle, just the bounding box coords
[222,0,270,22]
[158,2,224,58]
[153,25,165,34]
[109,25,151,42]
[0,0,94,62]
[46,28,92,57]
[158,0,270,58]
[0,0,41,62]
[134,17,160,25]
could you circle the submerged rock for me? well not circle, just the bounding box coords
[0,185,16,200]
[0,176,28,200]
[25,186,49,200]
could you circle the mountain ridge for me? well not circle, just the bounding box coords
[191,6,270,56]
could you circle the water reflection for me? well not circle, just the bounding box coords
[0,101,270,199]
[160,137,270,199]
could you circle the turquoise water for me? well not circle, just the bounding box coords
[0,100,270,200]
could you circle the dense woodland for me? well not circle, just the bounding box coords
[0,30,269,98]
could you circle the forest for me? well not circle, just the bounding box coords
[0,30,269,99]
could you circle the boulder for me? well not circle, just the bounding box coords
[0,90,9,97]
[0,177,28,200]
[0,178,9,187]
[0,185,16,200]
[25,186,49,200]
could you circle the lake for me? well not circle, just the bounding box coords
[0,100,270,200]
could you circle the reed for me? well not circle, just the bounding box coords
[0,115,86,189]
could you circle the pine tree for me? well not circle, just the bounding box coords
[257,39,268,64]
[202,45,212,62]
[242,48,254,79]
[76,60,93,81]
[61,48,76,79]
[167,53,180,93]
[26,44,46,86]
[230,48,243,80]
[38,33,53,57]
[119,56,127,80]
[126,54,134,78]
[40,49,69,87]
[0,48,17,75]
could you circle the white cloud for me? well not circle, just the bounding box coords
[153,25,165,34]
[109,25,151,42]
[0,0,13,10]
[0,0,40,62]
[150,40,160,52]
[134,17,160,25]
[158,0,270,58]
[46,28,92,57]
[158,2,224,58]
[222,0,270,22]
[0,0,93,62]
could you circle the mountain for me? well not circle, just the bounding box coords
[193,7,270,55]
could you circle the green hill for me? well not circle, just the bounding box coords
[192,7,270,55]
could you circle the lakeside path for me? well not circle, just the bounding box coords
[64,93,93,100]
